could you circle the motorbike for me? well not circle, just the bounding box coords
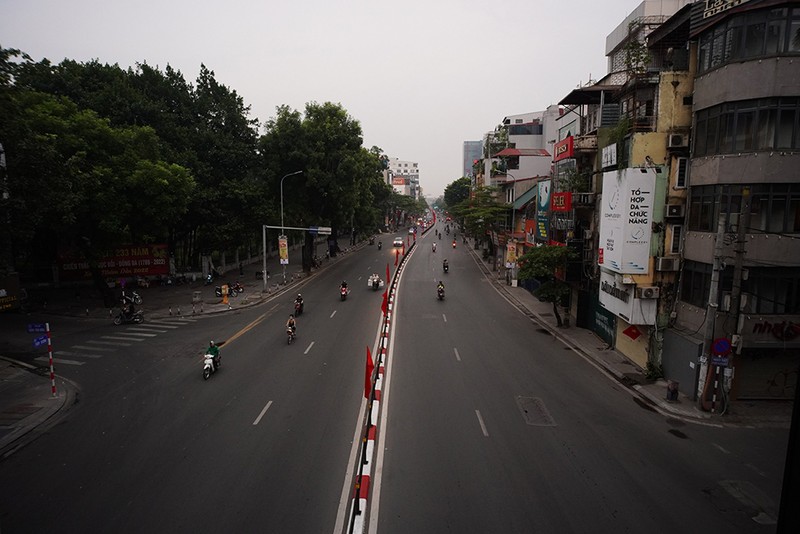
[432,243,437,253]
[340,286,350,301]
[202,352,221,380]
[122,290,143,305]
[377,241,382,250]
[452,240,457,248]
[437,285,445,301]
[205,273,214,285]
[113,309,144,325]
[287,326,296,345]
[443,262,449,273]
[294,300,304,316]
[214,284,240,297]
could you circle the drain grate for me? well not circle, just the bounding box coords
[516,396,556,426]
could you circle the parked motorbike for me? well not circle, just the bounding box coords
[287,326,296,345]
[214,284,239,297]
[437,285,445,301]
[202,352,221,380]
[113,309,144,325]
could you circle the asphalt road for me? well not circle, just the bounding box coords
[371,228,787,533]
[0,238,398,533]
[0,229,789,533]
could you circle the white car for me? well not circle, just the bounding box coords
[393,237,403,247]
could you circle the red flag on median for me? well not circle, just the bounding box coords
[365,346,375,399]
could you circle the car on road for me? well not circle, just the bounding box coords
[393,237,403,247]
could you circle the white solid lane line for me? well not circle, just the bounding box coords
[304,341,315,355]
[475,410,489,437]
[252,400,273,425]
[454,347,461,361]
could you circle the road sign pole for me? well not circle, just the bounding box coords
[46,322,56,397]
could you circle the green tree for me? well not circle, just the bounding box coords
[449,185,506,256]
[517,245,576,327]
[443,176,470,209]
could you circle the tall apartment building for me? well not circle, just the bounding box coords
[463,141,482,179]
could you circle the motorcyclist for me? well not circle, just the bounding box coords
[341,280,348,290]
[207,340,220,369]
[443,259,449,272]
[432,242,437,252]
[437,281,445,296]
[286,314,297,335]
[378,241,382,250]
[294,293,304,313]
[122,300,135,320]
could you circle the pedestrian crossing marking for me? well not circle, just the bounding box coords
[126,327,169,333]
[35,356,85,366]
[120,332,158,337]
[72,345,116,352]
[102,336,145,342]
[56,350,103,359]
[88,340,131,347]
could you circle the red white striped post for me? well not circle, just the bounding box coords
[46,322,56,397]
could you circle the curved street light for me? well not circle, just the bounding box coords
[262,170,303,292]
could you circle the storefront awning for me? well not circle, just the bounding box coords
[493,147,551,158]
[512,186,537,210]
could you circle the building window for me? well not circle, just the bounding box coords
[670,225,683,255]
[697,6,800,73]
[689,183,800,234]
[694,98,800,156]
[675,157,688,189]
[681,260,712,308]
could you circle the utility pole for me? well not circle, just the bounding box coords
[729,186,751,350]
[699,214,726,412]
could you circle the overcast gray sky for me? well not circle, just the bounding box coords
[3,0,643,197]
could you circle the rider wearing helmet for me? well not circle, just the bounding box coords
[207,340,220,369]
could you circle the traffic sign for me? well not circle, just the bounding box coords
[27,323,47,333]
[711,337,732,356]
[316,226,332,235]
[33,335,48,348]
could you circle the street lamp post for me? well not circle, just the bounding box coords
[262,170,303,292]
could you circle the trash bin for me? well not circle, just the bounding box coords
[192,291,202,303]
[666,380,679,401]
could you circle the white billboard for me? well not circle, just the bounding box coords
[598,269,657,325]
[598,168,656,274]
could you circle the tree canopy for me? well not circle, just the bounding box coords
[0,47,396,291]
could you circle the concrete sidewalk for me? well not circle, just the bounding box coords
[0,241,368,458]
[465,238,792,429]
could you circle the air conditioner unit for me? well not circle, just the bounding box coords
[668,134,689,148]
[666,204,685,218]
[635,286,660,299]
[655,257,680,272]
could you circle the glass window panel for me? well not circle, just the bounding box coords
[725,24,743,61]
[694,116,708,155]
[775,278,790,314]
[744,18,767,57]
[735,110,755,151]
[720,112,734,152]
[766,20,784,54]
[758,277,776,313]
[789,198,800,232]
[700,197,714,232]
[712,26,726,67]
[751,195,769,231]
[776,108,796,148]
[706,115,718,153]
[769,194,787,232]
[789,20,800,52]
[756,108,777,149]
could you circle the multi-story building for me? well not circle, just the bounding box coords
[462,141,482,179]
[668,0,800,402]
[388,158,420,199]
